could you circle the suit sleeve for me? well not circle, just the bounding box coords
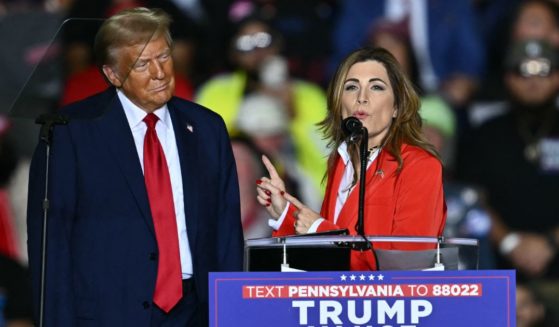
[392,154,447,249]
[27,125,77,325]
[215,119,244,271]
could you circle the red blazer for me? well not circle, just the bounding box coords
[273,144,447,270]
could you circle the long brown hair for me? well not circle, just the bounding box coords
[319,47,440,180]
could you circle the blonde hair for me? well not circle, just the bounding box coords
[94,7,172,67]
[319,47,440,180]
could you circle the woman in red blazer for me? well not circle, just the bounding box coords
[256,47,446,270]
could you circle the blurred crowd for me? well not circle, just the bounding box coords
[1,0,559,325]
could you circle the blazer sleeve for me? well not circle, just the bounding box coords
[271,199,343,236]
[272,160,343,236]
[392,154,447,248]
[27,124,77,326]
[393,155,446,250]
[271,203,296,237]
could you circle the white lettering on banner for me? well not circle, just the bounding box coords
[320,301,343,325]
[293,301,314,324]
[378,300,404,324]
[411,300,432,324]
[289,285,405,298]
[242,284,481,298]
[291,299,433,326]
[348,300,372,324]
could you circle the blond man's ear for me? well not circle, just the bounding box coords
[102,65,123,88]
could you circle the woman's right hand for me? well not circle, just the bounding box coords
[256,155,287,219]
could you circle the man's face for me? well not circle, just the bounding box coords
[505,71,559,106]
[103,35,175,112]
[231,21,278,74]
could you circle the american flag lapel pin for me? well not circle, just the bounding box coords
[186,123,193,133]
[375,169,384,178]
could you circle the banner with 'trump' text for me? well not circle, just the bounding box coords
[209,270,515,327]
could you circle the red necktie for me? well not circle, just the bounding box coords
[143,113,182,313]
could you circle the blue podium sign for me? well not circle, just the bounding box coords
[209,270,515,327]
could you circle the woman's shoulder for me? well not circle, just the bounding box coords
[400,144,442,168]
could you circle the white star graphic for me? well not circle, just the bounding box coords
[359,274,366,281]
[368,274,375,281]
[350,274,356,281]
[340,274,347,281]
[377,274,384,281]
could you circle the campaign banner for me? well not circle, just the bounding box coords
[209,270,515,327]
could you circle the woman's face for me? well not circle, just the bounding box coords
[341,60,397,147]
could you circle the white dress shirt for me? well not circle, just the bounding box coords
[118,90,193,279]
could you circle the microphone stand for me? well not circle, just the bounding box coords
[35,113,69,327]
[352,127,372,251]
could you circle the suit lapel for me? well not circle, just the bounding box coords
[97,91,154,235]
[335,149,399,230]
[168,101,199,248]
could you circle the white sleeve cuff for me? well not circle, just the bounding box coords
[307,218,325,233]
[268,203,290,230]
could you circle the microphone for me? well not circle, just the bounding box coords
[341,116,372,251]
[342,116,363,143]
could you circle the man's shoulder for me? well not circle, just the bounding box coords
[169,96,225,123]
[58,87,116,119]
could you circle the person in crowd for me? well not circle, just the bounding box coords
[0,115,20,261]
[196,14,328,196]
[228,0,338,86]
[478,0,559,102]
[0,253,34,327]
[256,47,446,270]
[458,39,559,281]
[419,98,495,269]
[329,0,485,109]
[235,93,322,211]
[26,8,243,326]
[516,283,552,327]
[230,136,273,239]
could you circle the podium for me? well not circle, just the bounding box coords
[244,235,479,271]
[218,237,511,327]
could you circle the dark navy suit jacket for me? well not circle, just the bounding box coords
[27,88,244,326]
